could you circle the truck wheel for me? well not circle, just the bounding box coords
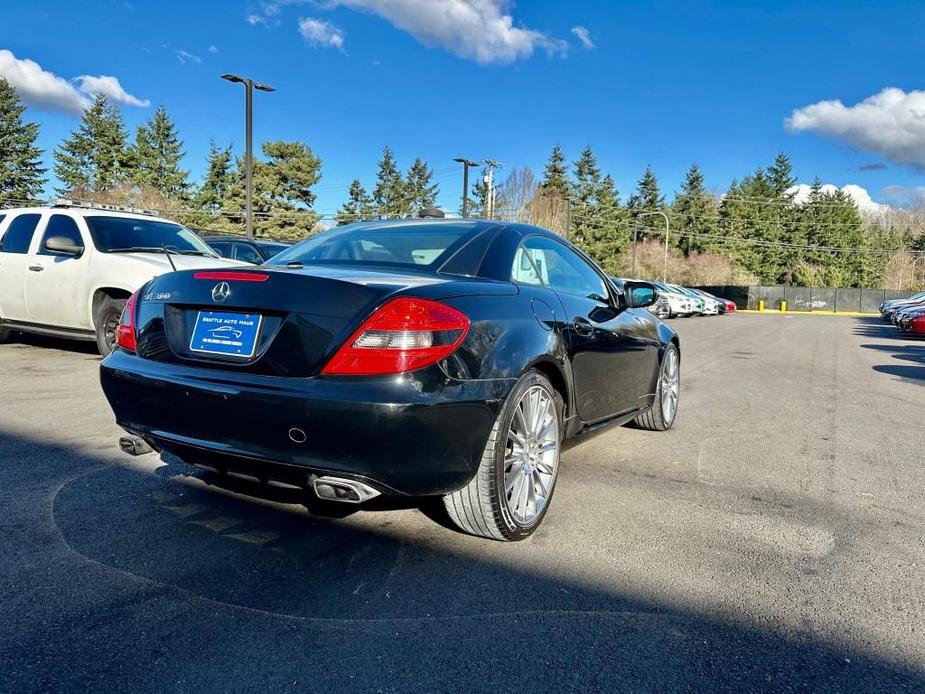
[635,345,680,431]
[95,297,126,357]
[444,370,563,541]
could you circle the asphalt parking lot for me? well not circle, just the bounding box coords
[1,314,923,693]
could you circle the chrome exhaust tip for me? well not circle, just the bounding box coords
[312,476,381,504]
[119,435,153,456]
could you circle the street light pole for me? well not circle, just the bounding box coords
[221,73,275,240]
[483,159,502,220]
[639,211,670,281]
[453,158,479,218]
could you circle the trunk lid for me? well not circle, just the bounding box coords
[134,265,455,377]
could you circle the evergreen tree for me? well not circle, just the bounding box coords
[539,144,569,198]
[372,146,405,217]
[767,152,797,198]
[627,166,666,240]
[195,141,234,212]
[336,179,375,225]
[718,169,786,282]
[222,140,322,240]
[671,163,718,255]
[0,77,46,203]
[53,95,130,194]
[131,105,189,197]
[404,157,438,211]
[464,167,489,217]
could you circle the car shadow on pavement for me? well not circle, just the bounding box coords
[854,318,925,385]
[0,428,922,693]
[3,330,100,356]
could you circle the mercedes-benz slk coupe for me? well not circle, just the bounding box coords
[100,220,680,541]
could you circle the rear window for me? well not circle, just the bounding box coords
[85,215,216,256]
[269,222,484,271]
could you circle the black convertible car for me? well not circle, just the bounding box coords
[100,219,680,540]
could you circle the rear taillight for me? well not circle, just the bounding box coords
[322,297,470,376]
[115,289,141,352]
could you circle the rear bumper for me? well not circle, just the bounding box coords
[100,351,512,496]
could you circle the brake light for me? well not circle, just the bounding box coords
[115,289,141,352]
[193,271,269,282]
[322,298,470,376]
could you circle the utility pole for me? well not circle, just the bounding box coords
[483,159,502,220]
[221,73,275,239]
[453,158,479,218]
[639,211,670,281]
[631,221,639,277]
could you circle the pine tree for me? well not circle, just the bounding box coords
[336,179,374,225]
[718,169,785,282]
[372,146,405,217]
[570,146,602,246]
[222,140,322,240]
[767,152,797,198]
[131,105,189,197]
[627,166,666,240]
[539,145,569,198]
[0,77,46,203]
[464,168,489,218]
[195,141,233,212]
[404,157,438,211]
[671,163,718,255]
[53,95,130,194]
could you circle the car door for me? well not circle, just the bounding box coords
[518,235,654,422]
[25,213,91,329]
[0,212,44,322]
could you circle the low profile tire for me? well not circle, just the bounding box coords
[95,297,126,357]
[635,344,680,432]
[444,370,563,541]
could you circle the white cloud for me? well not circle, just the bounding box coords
[298,17,346,50]
[0,50,149,114]
[208,45,219,53]
[73,75,150,107]
[787,183,886,215]
[786,88,925,170]
[324,0,568,64]
[571,25,594,50]
[0,49,90,115]
[174,49,202,64]
[247,13,267,25]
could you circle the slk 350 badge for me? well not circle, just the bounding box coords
[143,291,172,301]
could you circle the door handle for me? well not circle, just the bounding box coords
[28,265,44,272]
[573,317,594,336]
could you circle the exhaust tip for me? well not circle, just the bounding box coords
[119,435,153,456]
[312,476,381,504]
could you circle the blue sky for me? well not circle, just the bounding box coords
[2,0,924,215]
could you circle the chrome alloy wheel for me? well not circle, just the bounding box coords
[503,385,559,525]
[660,348,680,424]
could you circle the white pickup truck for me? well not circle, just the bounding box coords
[0,201,245,355]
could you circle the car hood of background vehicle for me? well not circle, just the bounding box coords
[115,253,249,272]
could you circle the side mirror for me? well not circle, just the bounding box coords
[625,281,659,309]
[44,236,84,258]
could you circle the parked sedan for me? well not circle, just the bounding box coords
[203,235,291,264]
[652,282,693,318]
[881,291,925,322]
[101,220,680,541]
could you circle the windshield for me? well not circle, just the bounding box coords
[257,242,290,259]
[268,222,483,270]
[85,216,217,256]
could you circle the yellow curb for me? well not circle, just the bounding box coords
[738,309,879,316]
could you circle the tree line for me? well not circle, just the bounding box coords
[0,76,919,287]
